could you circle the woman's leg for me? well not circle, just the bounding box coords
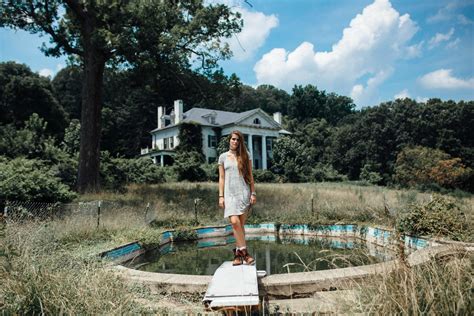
[229,215,245,248]
[238,212,248,247]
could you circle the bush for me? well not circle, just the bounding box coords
[173,151,206,182]
[394,146,472,191]
[252,169,277,183]
[311,163,348,182]
[0,157,76,202]
[202,163,219,182]
[100,153,165,191]
[397,195,469,241]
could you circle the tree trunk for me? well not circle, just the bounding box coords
[77,47,105,193]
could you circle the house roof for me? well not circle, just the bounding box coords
[151,107,284,132]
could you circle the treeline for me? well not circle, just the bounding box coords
[1,61,473,202]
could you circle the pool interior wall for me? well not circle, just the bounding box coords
[101,223,438,263]
[104,223,474,299]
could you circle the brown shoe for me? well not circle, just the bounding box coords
[232,248,243,266]
[240,248,255,265]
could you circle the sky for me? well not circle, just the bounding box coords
[1,0,473,108]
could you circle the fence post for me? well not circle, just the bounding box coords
[144,202,150,223]
[3,205,7,219]
[311,193,314,217]
[97,200,102,229]
[194,198,200,224]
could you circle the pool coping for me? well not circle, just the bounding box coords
[106,223,474,297]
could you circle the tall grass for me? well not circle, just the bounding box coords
[79,182,473,230]
[0,209,165,314]
[358,252,473,314]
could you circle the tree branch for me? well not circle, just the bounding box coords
[27,0,83,56]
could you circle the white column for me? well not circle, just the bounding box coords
[160,155,164,167]
[248,134,253,165]
[262,136,267,170]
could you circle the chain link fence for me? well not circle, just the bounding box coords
[2,200,154,226]
[1,198,210,228]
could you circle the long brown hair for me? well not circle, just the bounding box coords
[230,130,252,184]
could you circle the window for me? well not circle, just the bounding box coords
[169,137,174,148]
[164,138,169,149]
[253,118,261,125]
[208,135,217,148]
[266,137,274,151]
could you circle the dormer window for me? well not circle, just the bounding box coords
[253,118,261,125]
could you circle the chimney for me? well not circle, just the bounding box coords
[174,100,183,124]
[157,106,163,129]
[273,112,282,125]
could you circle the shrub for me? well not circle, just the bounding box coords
[172,151,206,182]
[397,195,469,241]
[394,146,472,191]
[311,163,348,182]
[252,169,277,183]
[100,153,165,191]
[202,163,219,182]
[0,157,76,202]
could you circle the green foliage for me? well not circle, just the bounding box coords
[202,163,219,182]
[176,122,204,155]
[287,85,354,124]
[51,66,83,120]
[252,169,277,183]
[394,146,472,191]
[397,195,469,241]
[62,119,81,155]
[100,153,165,191]
[0,114,64,162]
[217,135,230,157]
[171,123,208,181]
[0,157,76,202]
[0,62,67,137]
[360,164,383,185]
[172,151,206,182]
[271,136,310,182]
[330,99,474,185]
[310,163,348,182]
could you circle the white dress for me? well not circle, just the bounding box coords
[218,151,251,218]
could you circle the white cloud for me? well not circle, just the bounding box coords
[394,89,410,99]
[419,69,474,89]
[446,37,461,49]
[38,68,53,77]
[457,14,473,25]
[254,0,418,105]
[416,96,429,103]
[427,1,474,24]
[428,28,454,49]
[227,7,278,61]
[56,63,65,71]
[405,41,423,58]
[350,68,394,105]
[207,0,278,61]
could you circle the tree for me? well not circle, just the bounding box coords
[287,84,354,124]
[1,1,242,193]
[0,62,67,136]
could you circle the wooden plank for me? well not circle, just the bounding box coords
[203,261,259,308]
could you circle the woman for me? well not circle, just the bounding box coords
[218,130,256,266]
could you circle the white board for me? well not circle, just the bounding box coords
[203,261,259,308]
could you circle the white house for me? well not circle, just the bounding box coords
[140,100,290,169]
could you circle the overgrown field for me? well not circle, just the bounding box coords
[1,182,473,314]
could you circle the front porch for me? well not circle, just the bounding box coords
[140,148,175,166]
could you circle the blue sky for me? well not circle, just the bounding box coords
[1,0,473,107]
